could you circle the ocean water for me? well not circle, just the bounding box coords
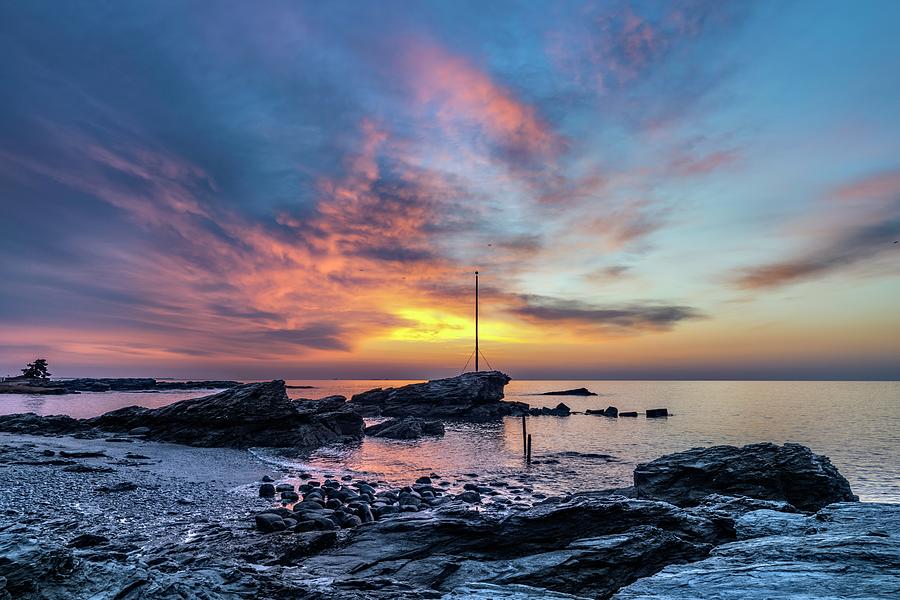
[2,379,898,502]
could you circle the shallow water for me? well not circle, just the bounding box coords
[2,379,898,502]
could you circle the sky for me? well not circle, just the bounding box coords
[1,0,899,380]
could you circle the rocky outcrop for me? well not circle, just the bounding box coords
[364,417,445,439]
[613,502,900,599]
[633,442,857,511]
[0,377,240,395]
[350,371,526,421]
[539,387,598,396]
[0,381,364,449]
[288,495,723,598]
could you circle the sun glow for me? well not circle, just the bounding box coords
[387,308,526,343]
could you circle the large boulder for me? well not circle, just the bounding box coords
[633,442,857,511]
[350,371,524,421]
[0,381,364,449]
[364,417,445,439]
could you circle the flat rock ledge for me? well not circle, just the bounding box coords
[0,380,364,449]
[351,371,529,421]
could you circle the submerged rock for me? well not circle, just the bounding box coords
[364,417,445,439]
[645,408,668,418]
[351,371,524,421]
[0,381,365,449]
[587,406,619,417]
[634,442,857,511]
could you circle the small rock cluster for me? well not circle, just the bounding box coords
[255,474,470,533]
[527,402,571,416]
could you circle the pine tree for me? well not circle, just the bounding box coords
[21,359,51,380]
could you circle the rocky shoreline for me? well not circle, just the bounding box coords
[1,376,897,598]
[2,428,897,599]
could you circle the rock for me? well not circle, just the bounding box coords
[634,442,857,511]
[290,494,721,598]
[612,503,900,600]
[0,381,365,449]
[415,476,432,484]
[259,484,276,497]
[255,513,286,533]
[458,491,482,503]
[59,450,105,458]
[275,483,294,492]
[63,464,113,473]
[538,388,597,396]
[550,403,571,416]
[619,411,638,417]
[95,482,137,493]
[68,533,108,548]
[281,491,299,501]
[0,535,75,597]
[645,408,668,418]
[128,427,150,435]
[351,371,523,421]
[261,475,274,482]
[364,417,445,439]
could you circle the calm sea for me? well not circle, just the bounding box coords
[2,380,898,502]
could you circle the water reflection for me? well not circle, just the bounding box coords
[1,379,898,502]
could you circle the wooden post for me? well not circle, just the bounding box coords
[522,415,527,456]
[526,434,532,464]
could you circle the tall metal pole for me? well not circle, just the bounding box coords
[474,270,479,372]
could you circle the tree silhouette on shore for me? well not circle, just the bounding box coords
[22,359,51,380]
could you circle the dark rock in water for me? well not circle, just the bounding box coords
[619,411,638,417]
[275,483,294,493]
[351,371,522,421]
[530,403,571,416]
[634,442,857,511]
[587,406,618,417]
[550,403,571,416]
[539,387,598,396]
[0,381,365,449]
[259,484,276,497]
[261,475,274,482]
[645,408,668,418]
[364,417,445,439]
